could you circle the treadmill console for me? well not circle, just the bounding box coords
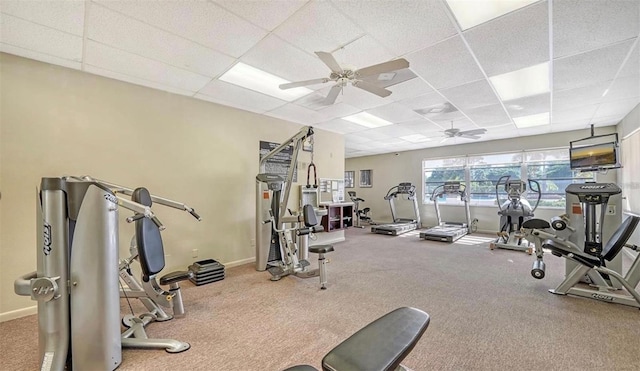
[443,182,460,194]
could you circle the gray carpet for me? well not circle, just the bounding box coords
[2,228,640,370]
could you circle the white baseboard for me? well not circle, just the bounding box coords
[224,257,255,268]
[0,305,37,322]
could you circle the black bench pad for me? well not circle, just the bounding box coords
[542,240,600,268]
[283,365,318,371]
[309,245,334,254]
[522,218,551,229]
[322,307,430,371]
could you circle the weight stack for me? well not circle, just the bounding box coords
[188,259,225,286]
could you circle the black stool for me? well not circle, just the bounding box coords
[308,245,334,289]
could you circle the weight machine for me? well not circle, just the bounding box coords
[419,182,470,242]
[489,176,540,254]
[348,191,374,228]
[14,176,200,370]
[371,182,421,236]
[255,127,334,288]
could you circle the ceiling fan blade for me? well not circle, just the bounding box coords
[459,134,481,140]
[315,51,343,74]
[279,78,330,90]
[459,128,487,136]
[322,85,342,105]
[353,80,392,98]
[355,58,410,77]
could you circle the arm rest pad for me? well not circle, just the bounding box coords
[322,307,430,371]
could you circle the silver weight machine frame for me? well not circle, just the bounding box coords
[14,176,200,371]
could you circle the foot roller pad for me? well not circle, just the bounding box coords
[188,259,225,286]
[322,307,430,371]
[309,245,334,254]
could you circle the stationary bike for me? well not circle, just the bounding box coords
[348,191,375,228]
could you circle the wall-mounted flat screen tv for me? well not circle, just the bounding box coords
[569,141,618,170]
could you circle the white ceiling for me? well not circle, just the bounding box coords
[1,0,638,158]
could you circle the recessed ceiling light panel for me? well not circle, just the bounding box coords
[513,112,549,128]
[489,62,550,101]
[219,62,312,102]
[446,0,539,30]
[342,112,394,128]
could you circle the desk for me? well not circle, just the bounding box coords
[319,202,354,232]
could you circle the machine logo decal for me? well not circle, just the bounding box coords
[104,193,117,204]
[591,293,615,302]
[43,223,52,255]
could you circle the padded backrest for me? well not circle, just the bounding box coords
[132,187,165,280]
[302,204,318,227]
[602,215,640,262]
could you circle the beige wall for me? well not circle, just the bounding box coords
[0,54,345,317]
[345,126,619,233]
[618,104,640,247]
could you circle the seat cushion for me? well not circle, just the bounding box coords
[309,245,334,254]
[160,270,193,285]
[542,240,600,268]
[322,307,430,371]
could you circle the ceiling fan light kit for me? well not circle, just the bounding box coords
[279,51,411,105]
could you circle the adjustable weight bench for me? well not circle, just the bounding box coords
[284,307,430,371]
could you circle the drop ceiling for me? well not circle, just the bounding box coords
[1,0,638,158]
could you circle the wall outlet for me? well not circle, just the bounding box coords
[606,205,616,215]
[250,239,256,247]
[192,249,198,258]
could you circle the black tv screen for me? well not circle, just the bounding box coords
[569,142,617,170]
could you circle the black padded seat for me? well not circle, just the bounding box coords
[522,218,551,229]
[542,240,601,268]
[159,270,193,286]
[602,215,640,262]
[321,307,430,371]
[309,245,334,254]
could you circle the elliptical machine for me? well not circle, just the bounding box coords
[348,191,374,228]
[489,176,541,254]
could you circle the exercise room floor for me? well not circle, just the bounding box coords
[3,227,639,370]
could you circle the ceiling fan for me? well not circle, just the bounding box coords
[279,51,410,105]
[440,122,487,143]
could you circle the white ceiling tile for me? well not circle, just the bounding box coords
[274,1,364,54]
[464,1,549,76]
[617,42,639,79]
[344,133,372,144]
[439,79,501,111]
[504,93,550,117]
[85,41,211,92]
[603,77,640,102]
[356,129,394,141]
[553,80,610,111]
[314,103,361,123]
[328,35,396,72]
[85,65,195,96]
[1,0,84,35]
[197,80,287,113]
[213,0,307,31]
[320,85,391,110]
[0,43,81,70]
[314,118,365,134]
[517,125,552,137]
[240,35,328,83]
[88,4,235,78]
[552,104,599,124]
[396,91,448,110]
[593,98,640,119]
[367,102,425,123]
[553,39,635,91]
[396,120,443,135]
[407,36,484,90]
[265,103,325,124]
[553,0,640,58]
[464,104,512,127]
[95,0,266,58]
[387,77,436,102]
[1,14,82,61]
[332,0,457,56]
[426,109,467,125]
[364,124,415,138]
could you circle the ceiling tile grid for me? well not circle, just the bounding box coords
[1,0,639,158]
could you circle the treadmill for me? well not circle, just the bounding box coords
[371,183,421,236]
[420,181,471,242]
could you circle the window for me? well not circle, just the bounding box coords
[468,153,522,206]
[526,149,594,207]
[423,158,465,205]
[344,171,355,188]
[360,170,372,188]
[422,148,596,209]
